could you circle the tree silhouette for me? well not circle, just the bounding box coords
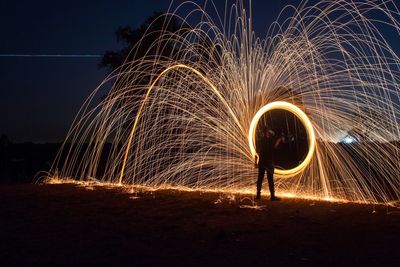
[99,12,188,73]
[97,12,193,139]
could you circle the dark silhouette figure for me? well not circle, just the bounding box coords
[255,129,283,201]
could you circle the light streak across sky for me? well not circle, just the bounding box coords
[0,54,102,58]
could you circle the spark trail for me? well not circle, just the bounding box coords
[50,0,400,204]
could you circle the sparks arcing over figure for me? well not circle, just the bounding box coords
[50,0,400,204]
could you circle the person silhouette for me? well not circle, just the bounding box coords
[255,128,283,201]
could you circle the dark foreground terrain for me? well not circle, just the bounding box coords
[1,183,400,266]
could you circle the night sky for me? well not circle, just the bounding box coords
[1,0,171,142]
[3,0,397,142]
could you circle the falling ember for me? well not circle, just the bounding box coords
[49,0,400,204]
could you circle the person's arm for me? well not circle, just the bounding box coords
[274,136,283,149]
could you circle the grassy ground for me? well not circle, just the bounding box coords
[1,183,400,266]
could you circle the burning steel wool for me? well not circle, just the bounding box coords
[50,0,400,204]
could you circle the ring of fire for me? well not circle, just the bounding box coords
[248,101,316,177]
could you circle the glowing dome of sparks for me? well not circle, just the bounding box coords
[49,0,400,204]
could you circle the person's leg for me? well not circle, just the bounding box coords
[256,166,265,199]
[266,161,277,199]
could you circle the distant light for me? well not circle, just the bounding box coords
[342,135,356,144]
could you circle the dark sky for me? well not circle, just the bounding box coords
[1,0,301,143]
[2,0,396,142]
[0,0,172,142]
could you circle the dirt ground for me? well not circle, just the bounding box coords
[1,183,400,266]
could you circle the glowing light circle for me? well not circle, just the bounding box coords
[248,101,316,177]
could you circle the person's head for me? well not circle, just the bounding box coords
[266,129,275,138]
